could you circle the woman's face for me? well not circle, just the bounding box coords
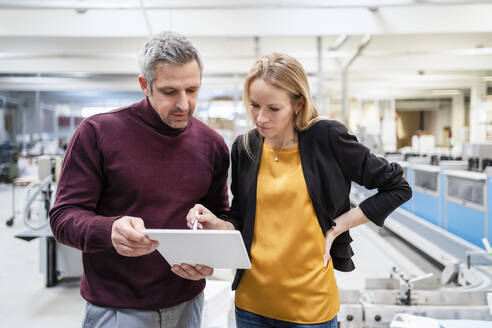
[248,78,299,143]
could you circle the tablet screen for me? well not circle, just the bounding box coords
[143,229,251,269]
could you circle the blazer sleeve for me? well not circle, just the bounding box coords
[328,122,412,226]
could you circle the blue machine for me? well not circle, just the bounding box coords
[444,170,488,248]
[403,163,490,249]
[411,164,442,227]
[488,175,492,247]
[399,162,413,212]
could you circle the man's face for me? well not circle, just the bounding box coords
[139,60,201,129]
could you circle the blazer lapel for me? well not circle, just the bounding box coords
[243,130,263,249]
[298,128,331,232]
[246,131,262,214]
[298,129,316,200]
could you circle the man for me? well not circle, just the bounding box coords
[49,31,230,328]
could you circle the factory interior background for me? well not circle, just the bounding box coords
[1,1,492,327]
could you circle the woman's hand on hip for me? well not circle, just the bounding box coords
[324,228,336,266]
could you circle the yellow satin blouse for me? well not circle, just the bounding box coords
[235,140,339,324]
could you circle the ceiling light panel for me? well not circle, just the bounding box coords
[0,0,475,10]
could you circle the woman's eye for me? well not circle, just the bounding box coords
[270,107,280,112]
[250,103,260,108]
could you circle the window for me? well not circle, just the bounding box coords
[414,169,438,192]
[447,176,484,207]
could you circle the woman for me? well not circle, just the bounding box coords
[174,53,412,327]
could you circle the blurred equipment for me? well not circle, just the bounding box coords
[201,280,233,328]
[14,155,82,287]
[412,133,435,156]
[5,176,36,227]
[391,313,492,328]
[463,143,492,172]
[349,156,492,327]
[5,155,62,227]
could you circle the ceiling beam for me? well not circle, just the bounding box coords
[1,0,491,10]
[1,4,492,37]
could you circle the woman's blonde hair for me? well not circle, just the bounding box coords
[242,53,322,157]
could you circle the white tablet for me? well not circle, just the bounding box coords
[143,229,251,269]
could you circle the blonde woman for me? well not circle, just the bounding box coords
[174,53,412,327]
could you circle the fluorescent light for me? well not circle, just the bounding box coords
[431,89,461,96]
[81,106,113,118]
[483,76,492,82]
[448,48,492,56]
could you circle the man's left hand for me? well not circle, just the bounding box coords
[171,264,214,280]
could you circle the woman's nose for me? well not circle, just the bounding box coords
[256,109,268,123]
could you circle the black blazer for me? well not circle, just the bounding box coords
[225,119,412,290]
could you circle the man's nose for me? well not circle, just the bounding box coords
[176,92,189,110]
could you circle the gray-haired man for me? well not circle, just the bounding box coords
[50,31,230,328]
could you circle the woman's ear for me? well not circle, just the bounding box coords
[295,96,305,112]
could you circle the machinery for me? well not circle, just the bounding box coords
[14,155,83,287]
[463,143,492,172]
[346,157,492,327]
[405,162,491,248]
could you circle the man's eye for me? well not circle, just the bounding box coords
[187,89,197,94]
[163,90,176,95]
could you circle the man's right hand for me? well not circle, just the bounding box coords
[111,216,159,257]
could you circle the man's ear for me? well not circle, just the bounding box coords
[138,75,151,97]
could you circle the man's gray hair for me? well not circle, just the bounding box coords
[137,31,203,92]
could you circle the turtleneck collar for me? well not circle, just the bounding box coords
[135,97,191,136]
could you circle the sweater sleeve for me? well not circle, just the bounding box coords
[49,120,119,253]
[329,122,412,226]
[200,138,230,219]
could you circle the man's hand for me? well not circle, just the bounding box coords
[111,216,158,257]
[171,264,214,280]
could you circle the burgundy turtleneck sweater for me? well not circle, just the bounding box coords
[49,98,230,309]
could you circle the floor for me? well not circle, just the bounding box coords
[0,183,86,327]
[0,183,437,328]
